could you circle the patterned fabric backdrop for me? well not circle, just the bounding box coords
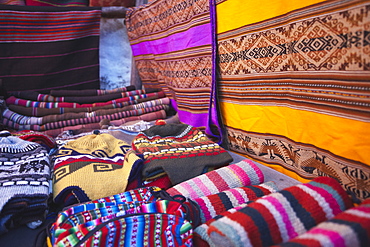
[125,0,223,143]
[216,0,370,202]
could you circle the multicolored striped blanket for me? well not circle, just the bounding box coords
[0,5,101,93]
[2,86,171,136]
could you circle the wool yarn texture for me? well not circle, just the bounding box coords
[50,186,193,247]
[272,198,370,247]
[0,131,51,234]
[131,123,234,185]
[194,203,251,247]
[13,130,56,151]
[52,131,137,207]
[205,176,353,247]
[194,181,278,223]
[92,186,160,205]
[166,159,264,200]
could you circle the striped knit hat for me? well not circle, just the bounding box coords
[203,176,353,247]
[193,181,278,224]
[0,131,51,234]
[272,198,370,247]
[52,131,138,207]
[13,130,56,151]
[166,159,264,200]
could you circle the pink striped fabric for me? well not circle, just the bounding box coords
[166,159,264,200]
[273,198,370,247]
[194,181,278,223]
[203,176,353,247]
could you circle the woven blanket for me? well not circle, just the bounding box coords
[89,0,135,7]
[3,97,170,125]
[0,5,100,93]
[216,0,370,202]
[5,91,165,108]
[9,88,148,103]
[125,0,223,143]
[201,176,353,247]
[24,0,88,6]
[273,198,370,247]
[43,109,168,138]
[3,104,170,131]
[0,0,24,5]
[8,95,162,117]
[167,159,264,200]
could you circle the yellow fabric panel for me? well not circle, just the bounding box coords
[216,0,327,34]
[221,101,370,165]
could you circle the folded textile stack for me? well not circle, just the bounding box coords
[2,86,173,138]
[52,131,139,207]
[0,131,51,235]
[131,122,234,189]
[195,176,354,247]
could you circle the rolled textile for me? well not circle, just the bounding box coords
[206,176,353,247]
[42,109,168,138]
[194,181,278,224]
[2,104,170,131]
[166,159,264,200]
[5,90,165,109]
[3,97,170,125]
[194,203,251,247]
[272,198,370,247]
[8,88,146,103]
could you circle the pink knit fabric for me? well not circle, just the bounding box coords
[166,159,264,200]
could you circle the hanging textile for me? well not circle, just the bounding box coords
[125,0,223,143]
[0,5,101,93]
[216,0,370,202]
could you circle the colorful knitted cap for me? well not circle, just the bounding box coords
[132,123,234,185]
[205,176,353,247]
[0,131,51,233]
[166,159,264,200]
[272,198,370,247]
[13,130,56,151]
[193,181,278,224]
[52,131,137,207]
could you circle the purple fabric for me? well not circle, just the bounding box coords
[126,0,223,143]
[131,23,212,56]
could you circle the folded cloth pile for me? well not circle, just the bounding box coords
[0,130,51,235]
[2,86,172,138]
[194,176,354,247]
[131,122,234,188]
[52,130,141,207]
